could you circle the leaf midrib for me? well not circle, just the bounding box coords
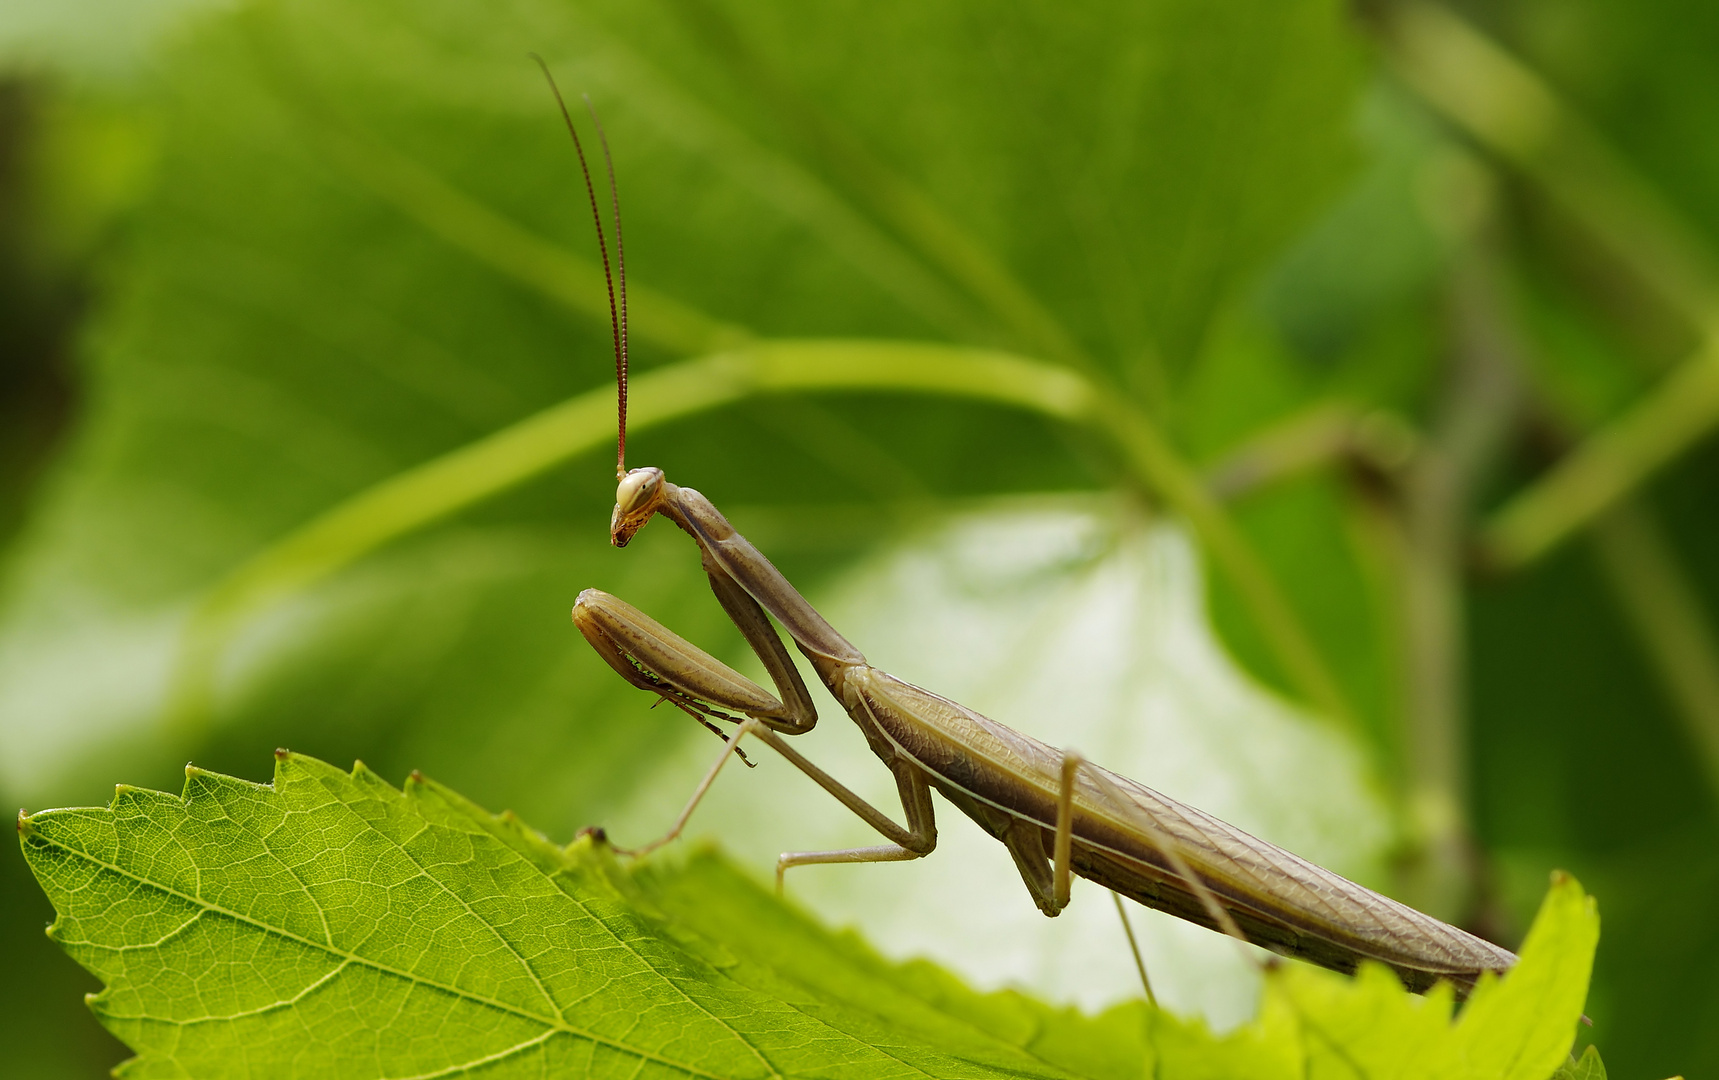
[28,825,752,1080]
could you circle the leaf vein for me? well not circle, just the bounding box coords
[26,831,738,1080]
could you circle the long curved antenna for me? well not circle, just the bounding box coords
[582,93,628,474]
[530,54,628,478]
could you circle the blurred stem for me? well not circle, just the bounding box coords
[1383,2,1719,816]
[1085,393,1357,729]
[1484,344,1719,570]
[1204,403,1362,501]
[314,123,750,358]
[168,340,1352,734]
[1378,1,1719,570]
[1393,246,1522,918]
[1382,2,1719,574]
[1589,504,1719,804]
[1381,2,1719,326]
[1204,402,1421,503]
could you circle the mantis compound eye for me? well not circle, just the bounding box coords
[615,467,663,513]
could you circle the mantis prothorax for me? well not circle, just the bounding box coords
[536,60,1518,996]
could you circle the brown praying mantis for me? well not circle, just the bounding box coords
[536,61,1518,997]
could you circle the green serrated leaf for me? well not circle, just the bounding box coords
[633,850,1155,1080]
[1444,873,1599,1080]
[18,751,1102,1078]
[1145,1004,1303,1080]
[19,753,1604,1079]
[1550,1045,1606,1080]
[1264,963,1456,1080]
[1259,872,1600,1080]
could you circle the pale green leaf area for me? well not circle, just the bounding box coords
[0,0,237,79]
[607,504,1390,1027]
[19,752,1600,1079]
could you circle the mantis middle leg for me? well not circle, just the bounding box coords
[1051,751,1252,945]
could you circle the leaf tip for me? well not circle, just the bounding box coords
[575,824,608,847]
[274,747,292,761]
[1542,869,1600,922]
[16,808,31,837]
[564,826,606,857]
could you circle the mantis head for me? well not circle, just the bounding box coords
[611,466,666,547]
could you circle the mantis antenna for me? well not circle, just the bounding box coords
[535,59,751,765]
[531,54,630,478]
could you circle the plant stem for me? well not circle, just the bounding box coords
[1392,249,1522,918]
[1483,345,1719,569]
[1380,1,1719,569]
[1381,1,1719,326]
[1085,392,1356,727]
[1203,402,1364,501]
[168,341,1353,734]
[315,123,750,357]
[1589,503,1719,805]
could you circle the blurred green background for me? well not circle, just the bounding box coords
[2,0,1716,1075]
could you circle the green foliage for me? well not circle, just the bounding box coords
[0,0,1380,1068]
[19,753,1599,1079]
[2,0,1716,1074]
[1551,1047,1607,1080]
[0,0,1364,814]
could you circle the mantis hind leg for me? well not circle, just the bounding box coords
[1112,891,1158,1005]
[775,844,928,895]
[1051,751,1210,1006]
[981,788,1159,1003]
[773,757,937,894]
[612,713,939,879]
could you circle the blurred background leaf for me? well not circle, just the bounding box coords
[2,0,1716,1075]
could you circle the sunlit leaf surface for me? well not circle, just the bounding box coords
[19,753,1599,1079]
[4,0,1713,1073]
